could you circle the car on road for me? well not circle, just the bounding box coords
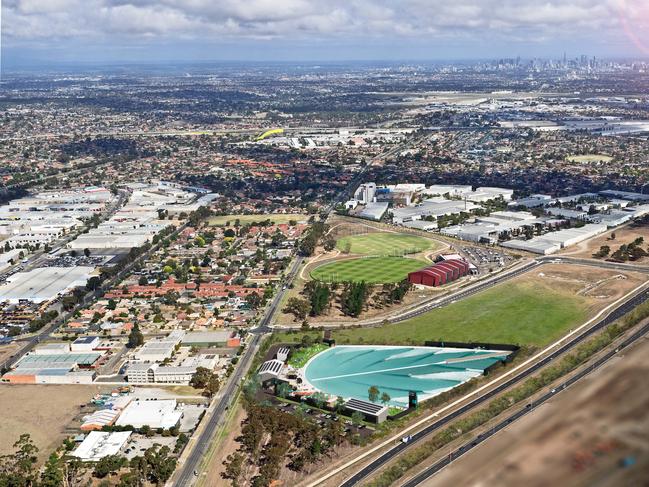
[401,435,412,444]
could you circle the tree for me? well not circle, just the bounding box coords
[39,452,64,487]
[245,292,262,310]
[610,232,616,240]
[138,275,148,286]
[380,392,391,405]
[0,434,39,486]
[83,248,91,257]
[276,382,292,399]
[351,411,364,426]
[127,323,144,348]
[368,385,380,403]
[335,396,346,413]
[63,457,87,487]
[341,281,369,317]
[305,281,330,316]
[190,367,213,389]
[323,236,336,252]
[94,454,126,478]
[283,297,310,321]
[222,452,244,486]
[144,445,176,485]
[205,375,220,398]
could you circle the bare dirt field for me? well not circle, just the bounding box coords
[421,333,649,487]
[560,221,649,263]
[0,384,108,463]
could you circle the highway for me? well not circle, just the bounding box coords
[401,318,649,487]
[338,285,649,487]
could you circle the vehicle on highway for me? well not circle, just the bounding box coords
[401,435,412,444]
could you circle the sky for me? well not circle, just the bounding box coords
[3,0,649,67]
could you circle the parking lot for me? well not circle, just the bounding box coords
[462,246,511,270]
[122,434,177,459]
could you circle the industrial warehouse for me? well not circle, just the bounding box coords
[408,258,471,287]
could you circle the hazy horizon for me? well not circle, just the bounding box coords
[3,1,649,70]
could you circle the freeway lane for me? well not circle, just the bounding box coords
[338,285,649,487]
[402,318,649,487]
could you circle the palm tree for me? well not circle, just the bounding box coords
[380,392,391,405]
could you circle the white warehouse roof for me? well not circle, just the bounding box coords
[72,431,131,461]
[115,400,183,429]
[0,266,95,303]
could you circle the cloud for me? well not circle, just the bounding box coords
[3,0,649,56]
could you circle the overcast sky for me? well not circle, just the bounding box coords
[3,0,649,66]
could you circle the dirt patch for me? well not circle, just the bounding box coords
[421,333,649,487]
[560,221,649,263]
[0,384,110,463]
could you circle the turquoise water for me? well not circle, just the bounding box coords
[303,345,510,407]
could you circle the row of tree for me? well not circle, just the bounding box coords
[298,222,329,257]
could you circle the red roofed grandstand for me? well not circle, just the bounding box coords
[408,259,470,287]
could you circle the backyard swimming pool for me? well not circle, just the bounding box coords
[302,345,510,407]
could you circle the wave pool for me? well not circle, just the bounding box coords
[303,345,510,407]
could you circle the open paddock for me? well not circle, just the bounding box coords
[0,384,109,463]
[276,263,646,348]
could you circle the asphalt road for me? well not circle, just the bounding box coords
[340,286,649,486]
[402,318,649,487]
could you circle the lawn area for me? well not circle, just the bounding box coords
[336,232,434,256]
[566,154,613,163]
[275,279,589,348]
[311,257,428,284]
[208,213,307,226]
[287,343,329,368]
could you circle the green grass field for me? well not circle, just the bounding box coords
[287,343,329,368]
[311,257,427,284]
[336,232,434,256]
[275,280,588,347]
[208,213,306,226]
